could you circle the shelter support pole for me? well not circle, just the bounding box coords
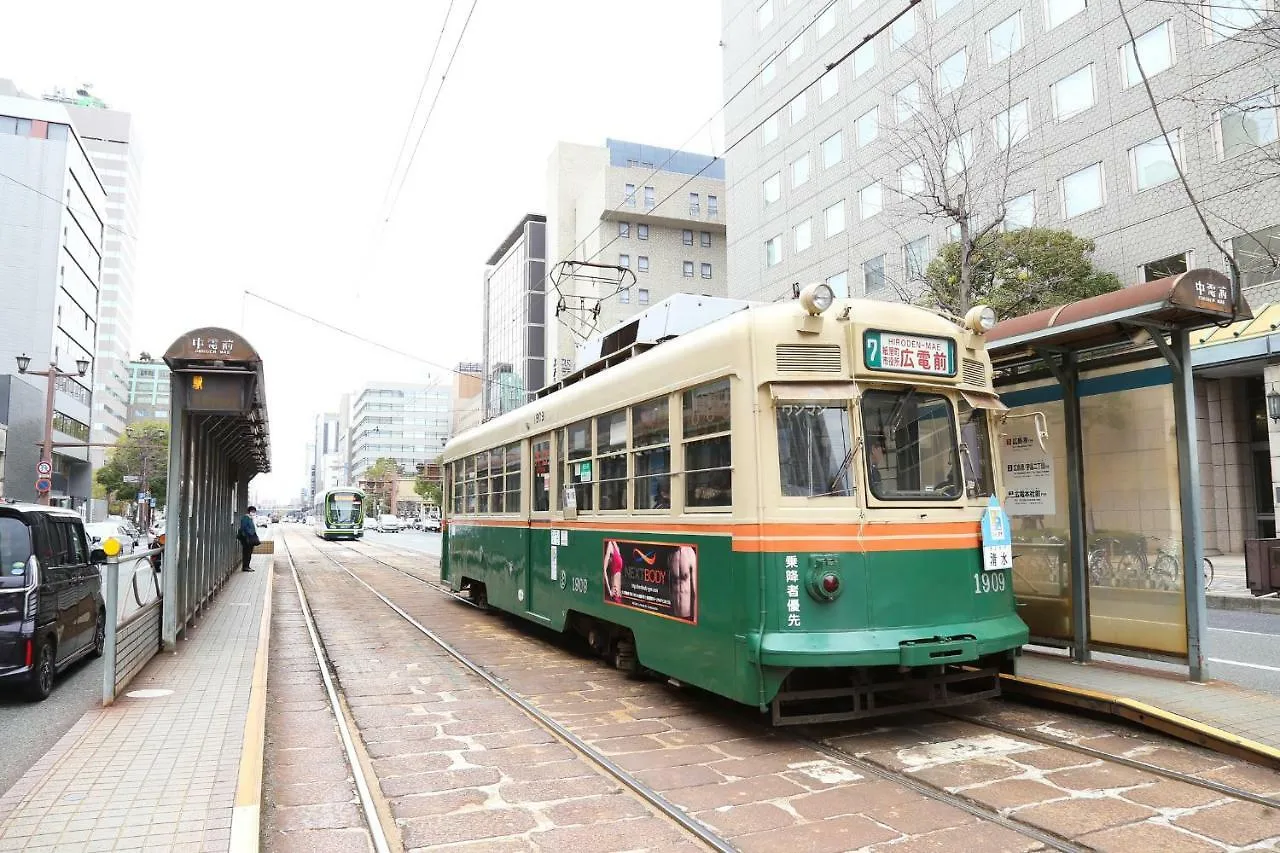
[161,384,187,650]
[1170,330,1208,681]
[1039,349,1090,663]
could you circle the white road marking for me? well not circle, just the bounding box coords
[1207,627,1278,638]
[1207,657,1280,673]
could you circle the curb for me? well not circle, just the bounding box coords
[229,557,275,853]
[1207,593,1280,614]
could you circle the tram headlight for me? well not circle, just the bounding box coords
[965,304,998,334]
[799,282,835,316]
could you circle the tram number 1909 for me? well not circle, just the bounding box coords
[973,572,1008,595]
[571,577,589,594]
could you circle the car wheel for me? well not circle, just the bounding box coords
[26,638,55,701]
[92,609,106,658]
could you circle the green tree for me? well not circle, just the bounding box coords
[921,228,1123,320]
[95,421,169,503]
[360,457,400,514]
[414,475,442,508]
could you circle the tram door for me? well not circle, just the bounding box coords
[526,438,553,619]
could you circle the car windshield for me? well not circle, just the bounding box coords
[862,389,962,500]
[0,517,33,590]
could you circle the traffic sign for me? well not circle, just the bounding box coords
[36,460,51,476]
[35,478,51,493]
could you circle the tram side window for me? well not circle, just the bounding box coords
[683,379,732,508]
[464,456,478,513]
[633,396,671,510]
[565,420,594,511]
[862,390,961,500]
[504,443,521,513]
[776,401,855,497]
[488,447,505,512]
[958,400,996,497]
[474,452,489,513]
[451,462,464,513]
[533,438,551,512]
[597,410,628,510]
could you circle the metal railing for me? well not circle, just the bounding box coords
[102,547,164,705]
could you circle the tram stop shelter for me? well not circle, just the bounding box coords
[989,269,1247,682]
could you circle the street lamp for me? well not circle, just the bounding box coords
[15,352,93,506]
[1268,388,1280,423]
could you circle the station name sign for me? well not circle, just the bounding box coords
[863,330,956,377]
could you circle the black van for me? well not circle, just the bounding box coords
[0,504,107,700]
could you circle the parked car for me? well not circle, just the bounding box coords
[0,504,107,700]
[376,515,401,533]
[362,517,377,530]
[423,516,442,532]
[84,522,139,555]
[255,515,270,528]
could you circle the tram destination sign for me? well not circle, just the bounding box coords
[863,330,956,377]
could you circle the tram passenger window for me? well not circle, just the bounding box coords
[452,462,464,513]
[533,438,551,512]
[776,402,854,497]
[565,420,594,511]
[597,410,628,510]
[633,396,671,510]
[504,443,521,513]
[489,447,505,512]
[683,379,732,508]
[958,400,996,497]
[475,452,490,513]
[862,390,961,500]
[464,456,478,513]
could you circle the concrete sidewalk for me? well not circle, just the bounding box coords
[0,554,272,853]
[1207,554,1280,613]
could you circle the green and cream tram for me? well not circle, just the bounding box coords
[441,285,1028,723]
[312,487,365,540]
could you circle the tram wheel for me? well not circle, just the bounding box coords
[612,638,639,677]
[466,581,489,610]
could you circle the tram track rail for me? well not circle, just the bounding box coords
[296,533,737,853]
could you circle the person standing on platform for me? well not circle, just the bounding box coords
[237,506,260,572]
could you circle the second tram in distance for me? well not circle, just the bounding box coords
[312,487,365,540]
[441,285,1028,723]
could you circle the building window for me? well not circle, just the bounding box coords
[904,237,929,280]
[638,288,650,305]
[900,161,925,195]
[637,223,649,240]
[701,262,712,279]
[762,113,779,144]
[1004,192,1036,230]
[765,235,782,267]
[890,9,916,50]
[619,254,630,268]
[620,289,631,303]
[763,172,782,205]
[1045,0,1086,30]
[1130,131,1181,191]
[683,379,732,508]
[988,11,1023,63]
[863,255,886,293]
[708,195,719,216]
[947,223,962,242]
[1141,251,1189,282]
[1061,162,1105,218]
[856,106,879,147]
[625,183,636,206]
[819,69,839,103]
[618,221,630,238]
[825,200,846,236]
[683,260,695,278]
[937,48,967,93]
[757,0,774,29]
[1233,224,1280,289]
[683,229,695,246]
[822,131,843,167]
[1218,92,1278,157]
[1052,65,1095,121]
[644,186,655,208]
[794,218,813,252]
[817,4,837,38]
[632,395,671,510]
[788,33,805,64]
[1207,0,1267,42]
[994,100,1030,150]
[827,271,849,297]
[638,255,650,273]
[1121,22,1174,88]
[853,42,875,78]
[762,59,777,86]
[945,132,973,177]
[860,182,884,219]
[791,92,808,124]
[792,153,811,187]
[895,82,922,122]
[700,231,711,247]
[689,192,700,215]
[935,0,962,17]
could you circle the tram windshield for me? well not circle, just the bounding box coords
[328,493,360,523]
[958,399,996,498]
[776,402,855,497]
[862,390,962,500]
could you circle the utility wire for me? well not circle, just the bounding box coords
[0,171,136,240]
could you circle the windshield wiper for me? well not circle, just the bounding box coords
[887,388,917,432]
[820,437,862,497]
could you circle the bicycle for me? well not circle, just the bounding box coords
[1151,538,1214,591]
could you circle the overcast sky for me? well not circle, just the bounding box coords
[6,1,726,503]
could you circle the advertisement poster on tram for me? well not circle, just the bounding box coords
[603,539,698,624]
[1002,425,1056,516]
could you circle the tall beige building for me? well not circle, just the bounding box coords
[545,139,728,381]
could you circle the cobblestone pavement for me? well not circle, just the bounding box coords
[273,531,710,852]
[325,534,1280,853]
